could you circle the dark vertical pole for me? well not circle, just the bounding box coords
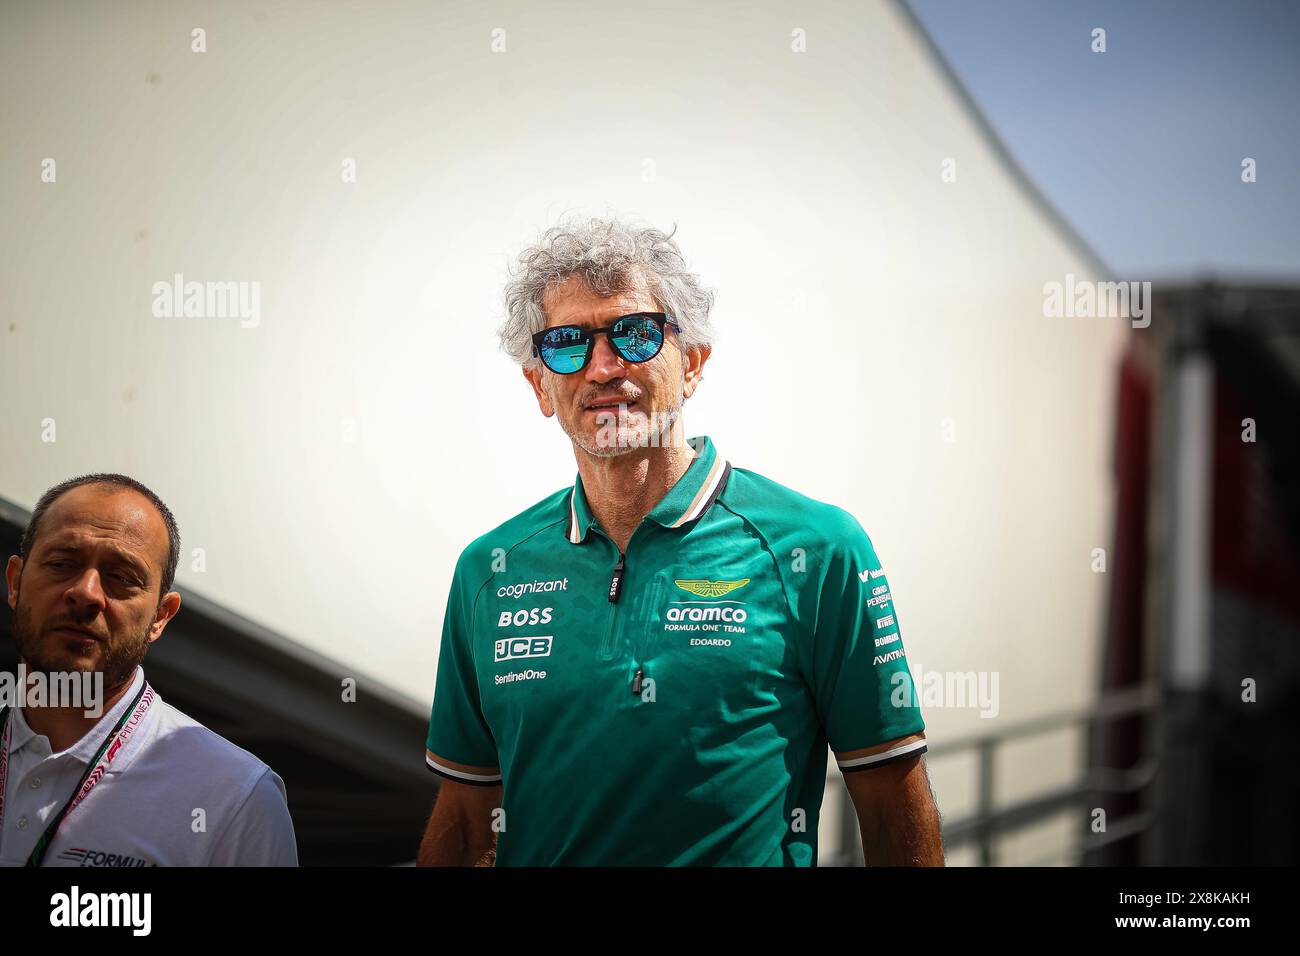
[977,738,996,867]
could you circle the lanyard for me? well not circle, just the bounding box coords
[0,680,153,867]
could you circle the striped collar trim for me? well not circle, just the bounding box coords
[5,666,147,765]
[567,435,731,543]
[567,482,586,544]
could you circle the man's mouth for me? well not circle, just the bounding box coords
[50,626,104,645]
[583,398,640,414]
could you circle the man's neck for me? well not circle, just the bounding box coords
[18,666,138,754]
[576,439,697,553]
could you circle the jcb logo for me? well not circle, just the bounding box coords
[497,607,554,627]
[495,636,553,662]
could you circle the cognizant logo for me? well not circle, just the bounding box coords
[498,578,568,599]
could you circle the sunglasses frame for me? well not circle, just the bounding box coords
[530,312,681,375]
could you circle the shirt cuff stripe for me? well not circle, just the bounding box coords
[837,738,928,772]
[425,753,502,785]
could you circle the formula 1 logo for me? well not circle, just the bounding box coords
[674,578,750,598]
[494,636,553,662]
[56,847,155,867]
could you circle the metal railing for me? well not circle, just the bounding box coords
[821,682,1160,866]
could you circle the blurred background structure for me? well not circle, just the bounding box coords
[820,283,1300,866]
[1,0,1295,865]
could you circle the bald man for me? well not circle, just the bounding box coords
[1,473,297,867]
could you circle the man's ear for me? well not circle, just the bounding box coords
[522,365,555,418]
[148,591,182,643]
[682,344,712,400]
[5,555,22,611]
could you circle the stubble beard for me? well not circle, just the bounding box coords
[549,367,688,457]
[12,599,152,692]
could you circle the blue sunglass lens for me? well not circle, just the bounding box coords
[540,327,590,373]
[610,317,663,362]
[538,317,666,372]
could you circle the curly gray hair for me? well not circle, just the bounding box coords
[499,215,716,369]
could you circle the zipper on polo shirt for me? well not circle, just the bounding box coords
[600,544,649,696]
[608,550,625,603]
[596,543,623,661]
[631,575,665,699]
[608,550,639,693]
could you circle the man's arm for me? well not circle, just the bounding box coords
[838,733,944,866]
[421,549,503,865]
[207,768,299,866]
[417,764,502,866]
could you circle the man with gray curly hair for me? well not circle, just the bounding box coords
[419,215,942,867]
[498,216,715,468]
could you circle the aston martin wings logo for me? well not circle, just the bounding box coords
[674,578,751,598]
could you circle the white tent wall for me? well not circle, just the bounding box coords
[0,0,1124,860]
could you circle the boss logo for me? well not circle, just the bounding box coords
[497,607,554,627]
[495,636,553,662]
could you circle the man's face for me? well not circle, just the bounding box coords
[523,275,710,456]
[5,485,181,689]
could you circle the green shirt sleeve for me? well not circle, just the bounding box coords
[425,551,500,775]
[806,511,925,754]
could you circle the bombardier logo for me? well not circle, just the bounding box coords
[674,578,750,598]
[495,636,553,662]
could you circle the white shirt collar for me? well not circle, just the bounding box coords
[6,666,146,764]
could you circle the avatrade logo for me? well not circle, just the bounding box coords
[674,578,750,598]
[495,636,553,662]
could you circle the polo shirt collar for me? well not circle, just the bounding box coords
[6,665,145,765]
[567,434,732,544]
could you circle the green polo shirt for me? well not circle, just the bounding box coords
[425,434,926,865]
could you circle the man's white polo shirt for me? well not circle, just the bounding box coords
[0,666,298,866]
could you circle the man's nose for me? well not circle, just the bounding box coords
[584,332,627,382]
[65,569,107,615]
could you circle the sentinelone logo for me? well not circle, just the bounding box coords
[50,886,150,936]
